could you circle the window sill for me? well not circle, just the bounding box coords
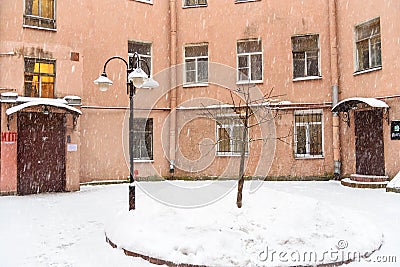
[236,80,263,85]
[353,66,382,76]
[293,76,322,82]
[23,25,57,32]
[182,5,208,8]
[217,153,248,157]
[133,0,153,4]
[183,83,209,88]
[295,155,324,159]
[134,159,154,163]
[235,0,261,4]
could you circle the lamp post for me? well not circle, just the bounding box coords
[94,53,159,210]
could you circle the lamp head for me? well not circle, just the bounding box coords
[142,77,160,89]
[94,72,113,92]
[128,68,148,88]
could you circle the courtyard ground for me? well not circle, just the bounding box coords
[0,181,399,266]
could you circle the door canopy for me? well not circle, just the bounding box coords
[332,97,389,113]
[6,99,82,116]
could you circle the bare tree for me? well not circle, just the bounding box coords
[202,84,289,208]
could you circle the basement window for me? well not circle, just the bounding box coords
[294,110,324,158]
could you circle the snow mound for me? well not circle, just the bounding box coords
[105,182,383,267]
[387,171,400,189]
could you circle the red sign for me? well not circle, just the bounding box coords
[2,132,17,143]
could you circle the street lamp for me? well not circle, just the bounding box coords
[94,53,159,210]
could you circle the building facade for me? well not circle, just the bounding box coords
[0,0,399,195]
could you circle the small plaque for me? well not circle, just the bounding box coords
[70,52,79,61]
[67,144,78,151]
[391,121,400,140]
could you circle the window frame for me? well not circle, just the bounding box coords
[128,41,152,75]
[294,109,324,159]
[354,17,382,74]
[291,34,321,81]
[183,43,209,86]
[216,116,249,156]
[133,118,154,161]
[236,39,263,84]
[183,0,207,8]
[24,57,56,98]
[23,0,57,30]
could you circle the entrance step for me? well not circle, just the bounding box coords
[341,174,389,189]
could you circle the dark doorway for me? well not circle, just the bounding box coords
[354,109,385,176]
[17,112,66,195]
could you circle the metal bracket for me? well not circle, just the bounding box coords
[341,111,350,127]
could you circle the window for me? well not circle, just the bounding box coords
[133,118,153,160]
[184,44,208,85]
[24,0,56,29]
[294,110,323,158]
[237,40,263,83]
[128,41,152,74]
[216,117,248,155]
[355,17,381,72]
[24,58,56,98]
[184,0,207,7]
[292,34,320,79]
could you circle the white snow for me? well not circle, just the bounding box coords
[0,181,399,267]
[387,171,400,189]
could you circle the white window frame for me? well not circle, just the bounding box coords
[216,116,248,156]
[184,44,208,86]
[183,0,207,7]
[294,109,324,159]
[354,17,382,73]
[291,34,321,81]
[237,40,263,84]
[128,41,152,75]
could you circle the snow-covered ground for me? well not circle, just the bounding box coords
[0,181,399,266]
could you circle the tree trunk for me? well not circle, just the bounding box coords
[236,109,248,208]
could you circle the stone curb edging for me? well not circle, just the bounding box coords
[105,234,383,267]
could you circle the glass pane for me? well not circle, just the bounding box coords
[25,0,38,16]
[185,59,196,70]
[24,58,36,72]
[356,40,369,71]
[128,42,151,55]
[185,45,208,57]
[306,52,319,76]
[371,37,382,67]
[250,54,262,80]
[41,82,54,98]
[40,62,54,74]
[41,0,54,19]
[296,126,306,154]
[356,18,380,40]
[218,127,231,152]
[310,124,322,155]
[293,53,305,78]
[197,59,208,83]
[185,59,196,83]
[292,35,318,52]
[237,40,262,54]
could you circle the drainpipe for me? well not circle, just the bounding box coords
[329,0,341,179]
[169,0,177,175]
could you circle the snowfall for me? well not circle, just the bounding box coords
[0,180,399,267]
